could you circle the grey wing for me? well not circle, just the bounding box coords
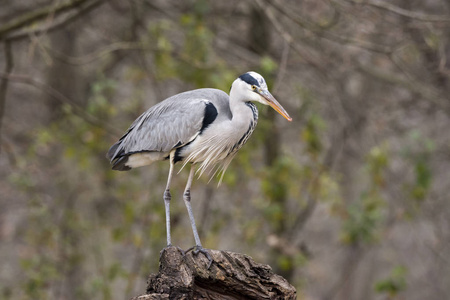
[107,91,218,164]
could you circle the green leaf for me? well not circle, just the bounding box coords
[375,266,407,296]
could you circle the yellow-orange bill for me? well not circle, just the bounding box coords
[260,90,292,121]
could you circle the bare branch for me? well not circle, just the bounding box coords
[6,0,105,42]
[263,0,394,54]
[0,0,100,39]
[253,0,328,72]
[47,40,218,71]
[0,72,122,137]
[273,40,290,93]
[348,0,450,23]
[47,42,148,65]
[0,41,14,154]
[357,62,450,114]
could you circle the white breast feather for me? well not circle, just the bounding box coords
[180,133,237,185]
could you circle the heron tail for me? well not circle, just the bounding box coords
[106,142,131,171]
[111,156,132,171]
[106,143,120,161]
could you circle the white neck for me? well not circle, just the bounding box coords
[229,81,251,122]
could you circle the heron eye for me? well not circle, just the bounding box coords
[251,85,256,90]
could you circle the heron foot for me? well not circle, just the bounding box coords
[160,245,186,259]
[186,245,213,269]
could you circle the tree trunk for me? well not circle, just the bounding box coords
[130,246,296,300]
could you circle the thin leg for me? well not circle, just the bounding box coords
[184,165,202,247]
[164,158,175,246]
[184,164,212,268]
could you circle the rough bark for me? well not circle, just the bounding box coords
[130,246,297,300]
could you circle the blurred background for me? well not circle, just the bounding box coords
[1,0,449,299]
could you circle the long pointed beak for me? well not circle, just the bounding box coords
[258,89,292,121]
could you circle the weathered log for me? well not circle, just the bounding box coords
[130,246,297,300]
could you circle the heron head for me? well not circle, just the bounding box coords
[234,71,292,121]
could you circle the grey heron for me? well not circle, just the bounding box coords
[106,71,291,264]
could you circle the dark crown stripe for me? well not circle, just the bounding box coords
[239,73,260,87]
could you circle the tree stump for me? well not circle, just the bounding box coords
[130,246,297,300]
